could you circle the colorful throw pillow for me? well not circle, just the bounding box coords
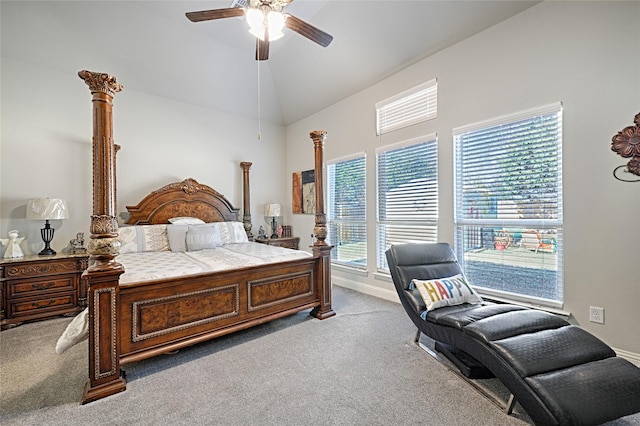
[413,274,482,312]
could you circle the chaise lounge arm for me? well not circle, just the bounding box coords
[386,242,640,425]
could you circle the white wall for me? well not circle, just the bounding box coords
[1,0,638,357]
[286,1,640,355]
[1,57,288,255]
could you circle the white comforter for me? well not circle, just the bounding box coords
[56,243,311,353]
[118,242,310,284]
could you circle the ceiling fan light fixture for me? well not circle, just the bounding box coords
[267,11,285,32]
[246,8,285,41]
[246,8,263,30]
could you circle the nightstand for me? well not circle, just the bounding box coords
[255,236,300,250]
[1,253,89,330]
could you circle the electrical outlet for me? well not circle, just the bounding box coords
[589,306,604,324]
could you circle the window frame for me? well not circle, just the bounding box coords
[376,134,439,273]
[453,102,563,307]
[326,152,367,270]
[375,78,437,135]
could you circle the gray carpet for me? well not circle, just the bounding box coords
[1,286,638,426]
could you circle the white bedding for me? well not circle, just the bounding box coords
[119,242,310,284]
[56,243,311,353]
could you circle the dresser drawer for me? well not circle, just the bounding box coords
[7,292,77,318]
[255,237,300,250]
[3,259,83,279]
[272,239,298,249]
[6,276,76,299]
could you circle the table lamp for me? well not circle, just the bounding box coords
[264,203,282,239]
[26,198,69,256]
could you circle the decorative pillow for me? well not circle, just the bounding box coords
[168,217,205,225]
[140,225,170,251]
[118,225,170,253]
[186,224,223,251]
[212,221,249,244]
[118,226,138,254]
[167,224,189,252]
[413,274,482,312]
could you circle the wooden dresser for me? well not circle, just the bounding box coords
[255,236,300,250]
[1,253,89,330]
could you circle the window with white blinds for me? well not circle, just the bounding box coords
[453,102,563,305]
[327,153,367,269]
[377,135,438,271]
[375,79,437,135]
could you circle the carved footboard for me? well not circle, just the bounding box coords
[118,258,318,363]
[78,70,334,404]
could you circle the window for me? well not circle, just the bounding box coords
[376,79,437,135]
[453,103,563,305]
[377,135,438,271]
[327,154,367,268]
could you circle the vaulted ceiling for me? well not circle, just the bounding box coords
[1,1,539,126]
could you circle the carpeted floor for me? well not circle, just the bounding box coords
[1,286,638,426]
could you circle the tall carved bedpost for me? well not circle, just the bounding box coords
[240,162,254,241]
[78,70,126,404]
[309,130,335,319]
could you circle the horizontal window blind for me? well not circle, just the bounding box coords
[453,103,563,304]
[376,79,437,135]
[377,135,438,271]
[327,154,367,269]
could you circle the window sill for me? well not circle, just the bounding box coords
[331,262,369,277]
[479,291,570,318]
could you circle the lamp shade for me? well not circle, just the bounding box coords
[264,203,282,217]
[26,198,69,220]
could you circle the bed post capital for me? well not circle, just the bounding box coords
[78,70,123,96]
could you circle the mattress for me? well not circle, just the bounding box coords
[119,242,311,284]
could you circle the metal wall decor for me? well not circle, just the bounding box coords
[611,112,640,182]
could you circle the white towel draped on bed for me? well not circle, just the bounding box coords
[55,243,311,353]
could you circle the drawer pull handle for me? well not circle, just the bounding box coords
[32,300,55,308]
[32,282,56,290]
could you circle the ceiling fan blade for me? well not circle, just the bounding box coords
[284,14,333,47]
[186,8,245,22]
[256,36,270,61]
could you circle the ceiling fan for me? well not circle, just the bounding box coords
[186,0,333,61]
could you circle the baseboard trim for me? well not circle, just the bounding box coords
[332,278,640,367]
[614,348,640,367]
[332,277,399,303]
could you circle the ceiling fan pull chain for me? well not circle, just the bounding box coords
[257,58,262,140]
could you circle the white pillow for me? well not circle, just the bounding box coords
[212,222,249,244]
[167,224,189,252]
[118,226,138,254]
[186,224,223,251]
[168,217,205,225]
[413,274,483,312]
[118,224,170,253]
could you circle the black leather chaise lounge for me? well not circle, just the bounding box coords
[386,242,640,426]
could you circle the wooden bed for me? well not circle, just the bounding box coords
[78,70,334,404]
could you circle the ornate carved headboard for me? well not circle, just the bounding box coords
[125,178,240,225]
